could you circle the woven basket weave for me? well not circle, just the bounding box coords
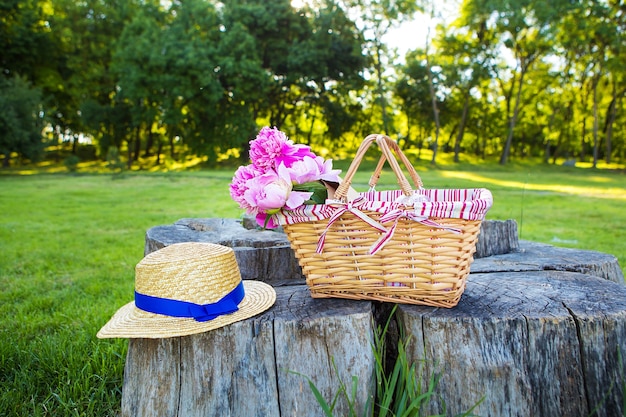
[277,134,492,308]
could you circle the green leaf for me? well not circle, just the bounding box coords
[293,181,328,205]
[307,380,335,417]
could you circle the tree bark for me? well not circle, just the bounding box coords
[592,74,601,168]
[472,240,624,284]
[454,94,470,163]
[399,270,626,417]
[500,69,525,165]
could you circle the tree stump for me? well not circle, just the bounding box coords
[398,270,626,417]
[121,286,375,417]
[472,240,624,284]
[144,218,302,285]
[475,219,519,258]
[119,218,626,417]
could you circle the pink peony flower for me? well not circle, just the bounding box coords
[284,156,342,184]
[243,165,312,215]
[256,212,279,229]
[230,164,262,213]
[229,126,342,229]
[249,126,316,170]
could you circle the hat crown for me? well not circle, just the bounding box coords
[134,243,241,305]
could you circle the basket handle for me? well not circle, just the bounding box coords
[369,136,423,191]
[334,134,423,201]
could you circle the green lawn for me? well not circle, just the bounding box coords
[0,163,624,416]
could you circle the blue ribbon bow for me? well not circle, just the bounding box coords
[134,281,245,322]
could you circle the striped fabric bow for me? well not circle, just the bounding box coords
[368,209,462,255]
[316,197,388,253]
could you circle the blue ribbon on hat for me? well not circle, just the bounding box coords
[134,281,245,322]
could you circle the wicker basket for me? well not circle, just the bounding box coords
[275,134,493,308]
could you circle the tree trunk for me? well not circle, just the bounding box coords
[169,133,175,159]
[580,117,587,162]
[603,83,623,165]
[426,54,440,165]
[156,138,163,165]
[133,127,141,163]
[127,139,133,170]
[500,70,525,165]
[454,94,470,163]
[544,139,551,164]
[592,75,600,168]
[122,285,375,417]
[144,218,521,277]
[374,42,389,136]
[144,218,305,285]
[144,129,154,157]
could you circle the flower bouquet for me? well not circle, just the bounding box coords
[230,127,341,228]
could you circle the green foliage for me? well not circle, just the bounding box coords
[339,0,423,135]
[105,146,124,173]
[291,358,363,417]
[75,144,98,161]
[294,180,330,205]
[372,308,440,417]
[0,0,59,81]
[0,76,46,166]
[2,0,626,167]
[46,0,141,154]
[63,154,80,172]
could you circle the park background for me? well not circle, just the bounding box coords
[1,0,625,415]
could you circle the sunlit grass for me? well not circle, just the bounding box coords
[440,171,626,200]
[1,154,624,416]
[0,173,238,416]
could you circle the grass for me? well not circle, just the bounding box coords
[0,173,236,416]
[294,306,483,417]
[0,160,624,416]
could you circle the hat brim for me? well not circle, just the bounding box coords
[97,280,276,339]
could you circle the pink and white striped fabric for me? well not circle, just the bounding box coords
[273,187,493,255]
[274,188,493,226]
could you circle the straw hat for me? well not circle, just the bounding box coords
[97,242,276,339]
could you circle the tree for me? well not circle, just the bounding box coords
[339,0,423,135]
[436,11,496,162]
[0,0,57,81]
[220,0,367,152]
[461,0,575,164]
[214,14,268,155]
[0,76,46,166]
[220,0,309,132]
[394,48,445,157]
[599,1,626,165]
[0,0,84,154]
[557,0,624,167]
[289,0,368,144]
[46,0,142,160]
